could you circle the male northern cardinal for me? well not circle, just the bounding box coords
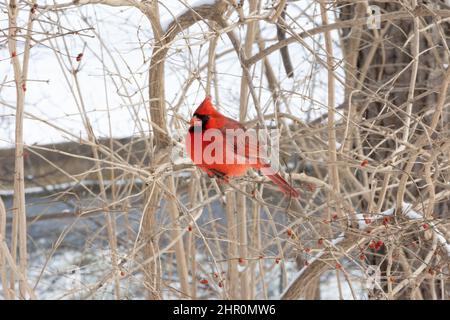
[186,96,299,198]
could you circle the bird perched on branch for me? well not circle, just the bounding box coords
[186,96,299,198]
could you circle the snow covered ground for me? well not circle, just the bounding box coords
[0,192,366,299]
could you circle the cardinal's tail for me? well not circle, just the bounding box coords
[258,163,299,197]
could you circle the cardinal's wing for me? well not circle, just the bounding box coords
[219,117,270,167]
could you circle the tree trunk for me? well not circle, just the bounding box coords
[340,0,450,299]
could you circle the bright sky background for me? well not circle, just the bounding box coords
[0,0,344,149]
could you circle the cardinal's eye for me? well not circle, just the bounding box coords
[201,115,210,126]
[194,113,210,127]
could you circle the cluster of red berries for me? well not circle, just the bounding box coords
[369,240,384,251]
[200,271,227,288]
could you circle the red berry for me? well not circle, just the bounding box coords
[76,53,83,62]
[120,271,125,277]
[383,216,390,226]
[360,159,369,167]
[218,281,223,288]
[332,213,338,220]
[21,83,26,92]
[275,258,280,264]
[304,247,311,253]
[287,228,293,237]
[238,258,245,265]
[335,263,342,269]
[200,279,208,285]
[359,254,365,260]
[318,238,324,245]
[11,51,16,58]
[187,225,192,232]
[422,223,429,230]
[304,260,309,266]
[213,272,218,278]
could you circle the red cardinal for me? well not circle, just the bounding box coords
[186,96,299,198]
